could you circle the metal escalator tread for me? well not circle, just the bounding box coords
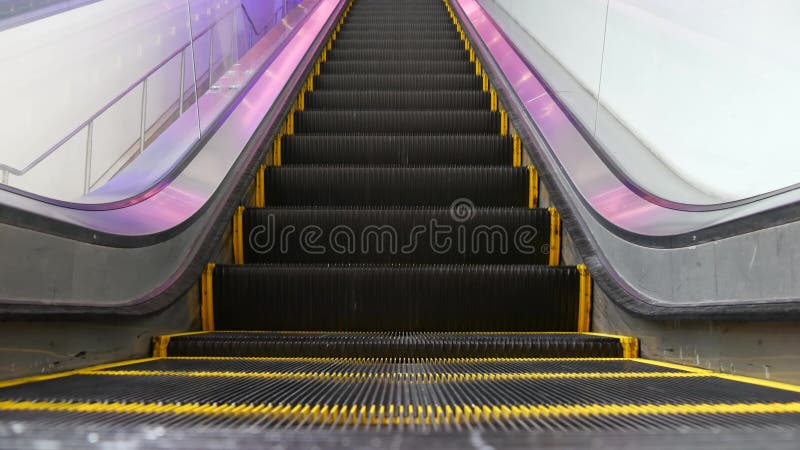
[304,90,491,110]
[102,357,671,373]
[313,74,482,91]
[332,39,465,50]
[262,166,530,207]
[241,207,552,265]
[210,264,580,331]
[335,31,460,41]
[280,134,513,165]
[163,332,622,358]
[326,48,470,61]
[320,60,475,75]
[294,110,498,133]
[2,356,800,431]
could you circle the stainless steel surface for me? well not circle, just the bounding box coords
[460,0,800,237]
[458,0,800,314]
[0,0,342,311]
[0,0,295,203]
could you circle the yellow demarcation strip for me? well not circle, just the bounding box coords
[255,164,266,207]
[201,263,216,332]
[576,265,592,333]
[272,132,282,166]
[80,369,708,382]
[232,206,245,265]
[2,399,800,426]
[166,356,633,363]
[547,207,560,266]
[0,358,158,389]
[512,134,522,167]
[499,109,508,136]
[527,165,538,208]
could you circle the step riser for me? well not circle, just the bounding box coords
[211,265,581,331]
[242,209,553,265]
[262,167,530,207]
[280,135,513,165]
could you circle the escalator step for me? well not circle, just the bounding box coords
[294,110,499,133]
[304,90,490,110]
[163,332,625,358]
[209,264,581,331]
[280,134,513,165]
[326,48,469,61]
[262,166,531,207]
[335,31,460,41]
[112,356,666,373]
[320,60,475,75]
[344,18,451,25]
[313,74,480,91]
[241,207,553,265]
[333,39,465,50]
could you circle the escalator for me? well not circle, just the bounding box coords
[2,0,800,445]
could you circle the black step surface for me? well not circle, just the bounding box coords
[313,74,481,91]
[294,110,499,133]
[326,48,469,61]
[164,332,624,358]
[304,90,490,110]
[263,166,530,207]
[241,207,552,265]
[211,264,580,331]
[280,135,513,166]
[320,60,474,75]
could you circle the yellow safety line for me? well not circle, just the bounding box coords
[168,356,634,363]
[585,333,639,358]
[512,134,521,167]
[481,72,489,92]
[490,88,498,112]
[297,86,306,111]
[500,109,508,136]
[272,133,282,166]
[576,265,592,332]
[152,336,170,358]
[634,359,800,394]
[232,206,245,265]
[286,106,295,135]
[0,358,158,389]
[255,164,266,208]
[80,370,708,382]
[527,165,538,208]
[201,263,216,332]
[548,207,561,266]
[3,400,800,425]
[185,330,615,335]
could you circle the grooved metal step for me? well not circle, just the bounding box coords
[262,166,533,207]
[280,134,513,166]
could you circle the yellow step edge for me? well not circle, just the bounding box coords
[547,207,561,266]
[255,164,266,208]
[201,263,216,332]
[512,134,521,167]
[79,370,709,382]
[168,356,634,363]
[490,88,498,112]
[0,357,159,389]
[576,264,592,332]
[272,133,282,166]
[232,206,245,265]
[527,165,538,208]
[3,399,800,424]
[500,108,508,135]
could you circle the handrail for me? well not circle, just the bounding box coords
[0,0,291,193]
